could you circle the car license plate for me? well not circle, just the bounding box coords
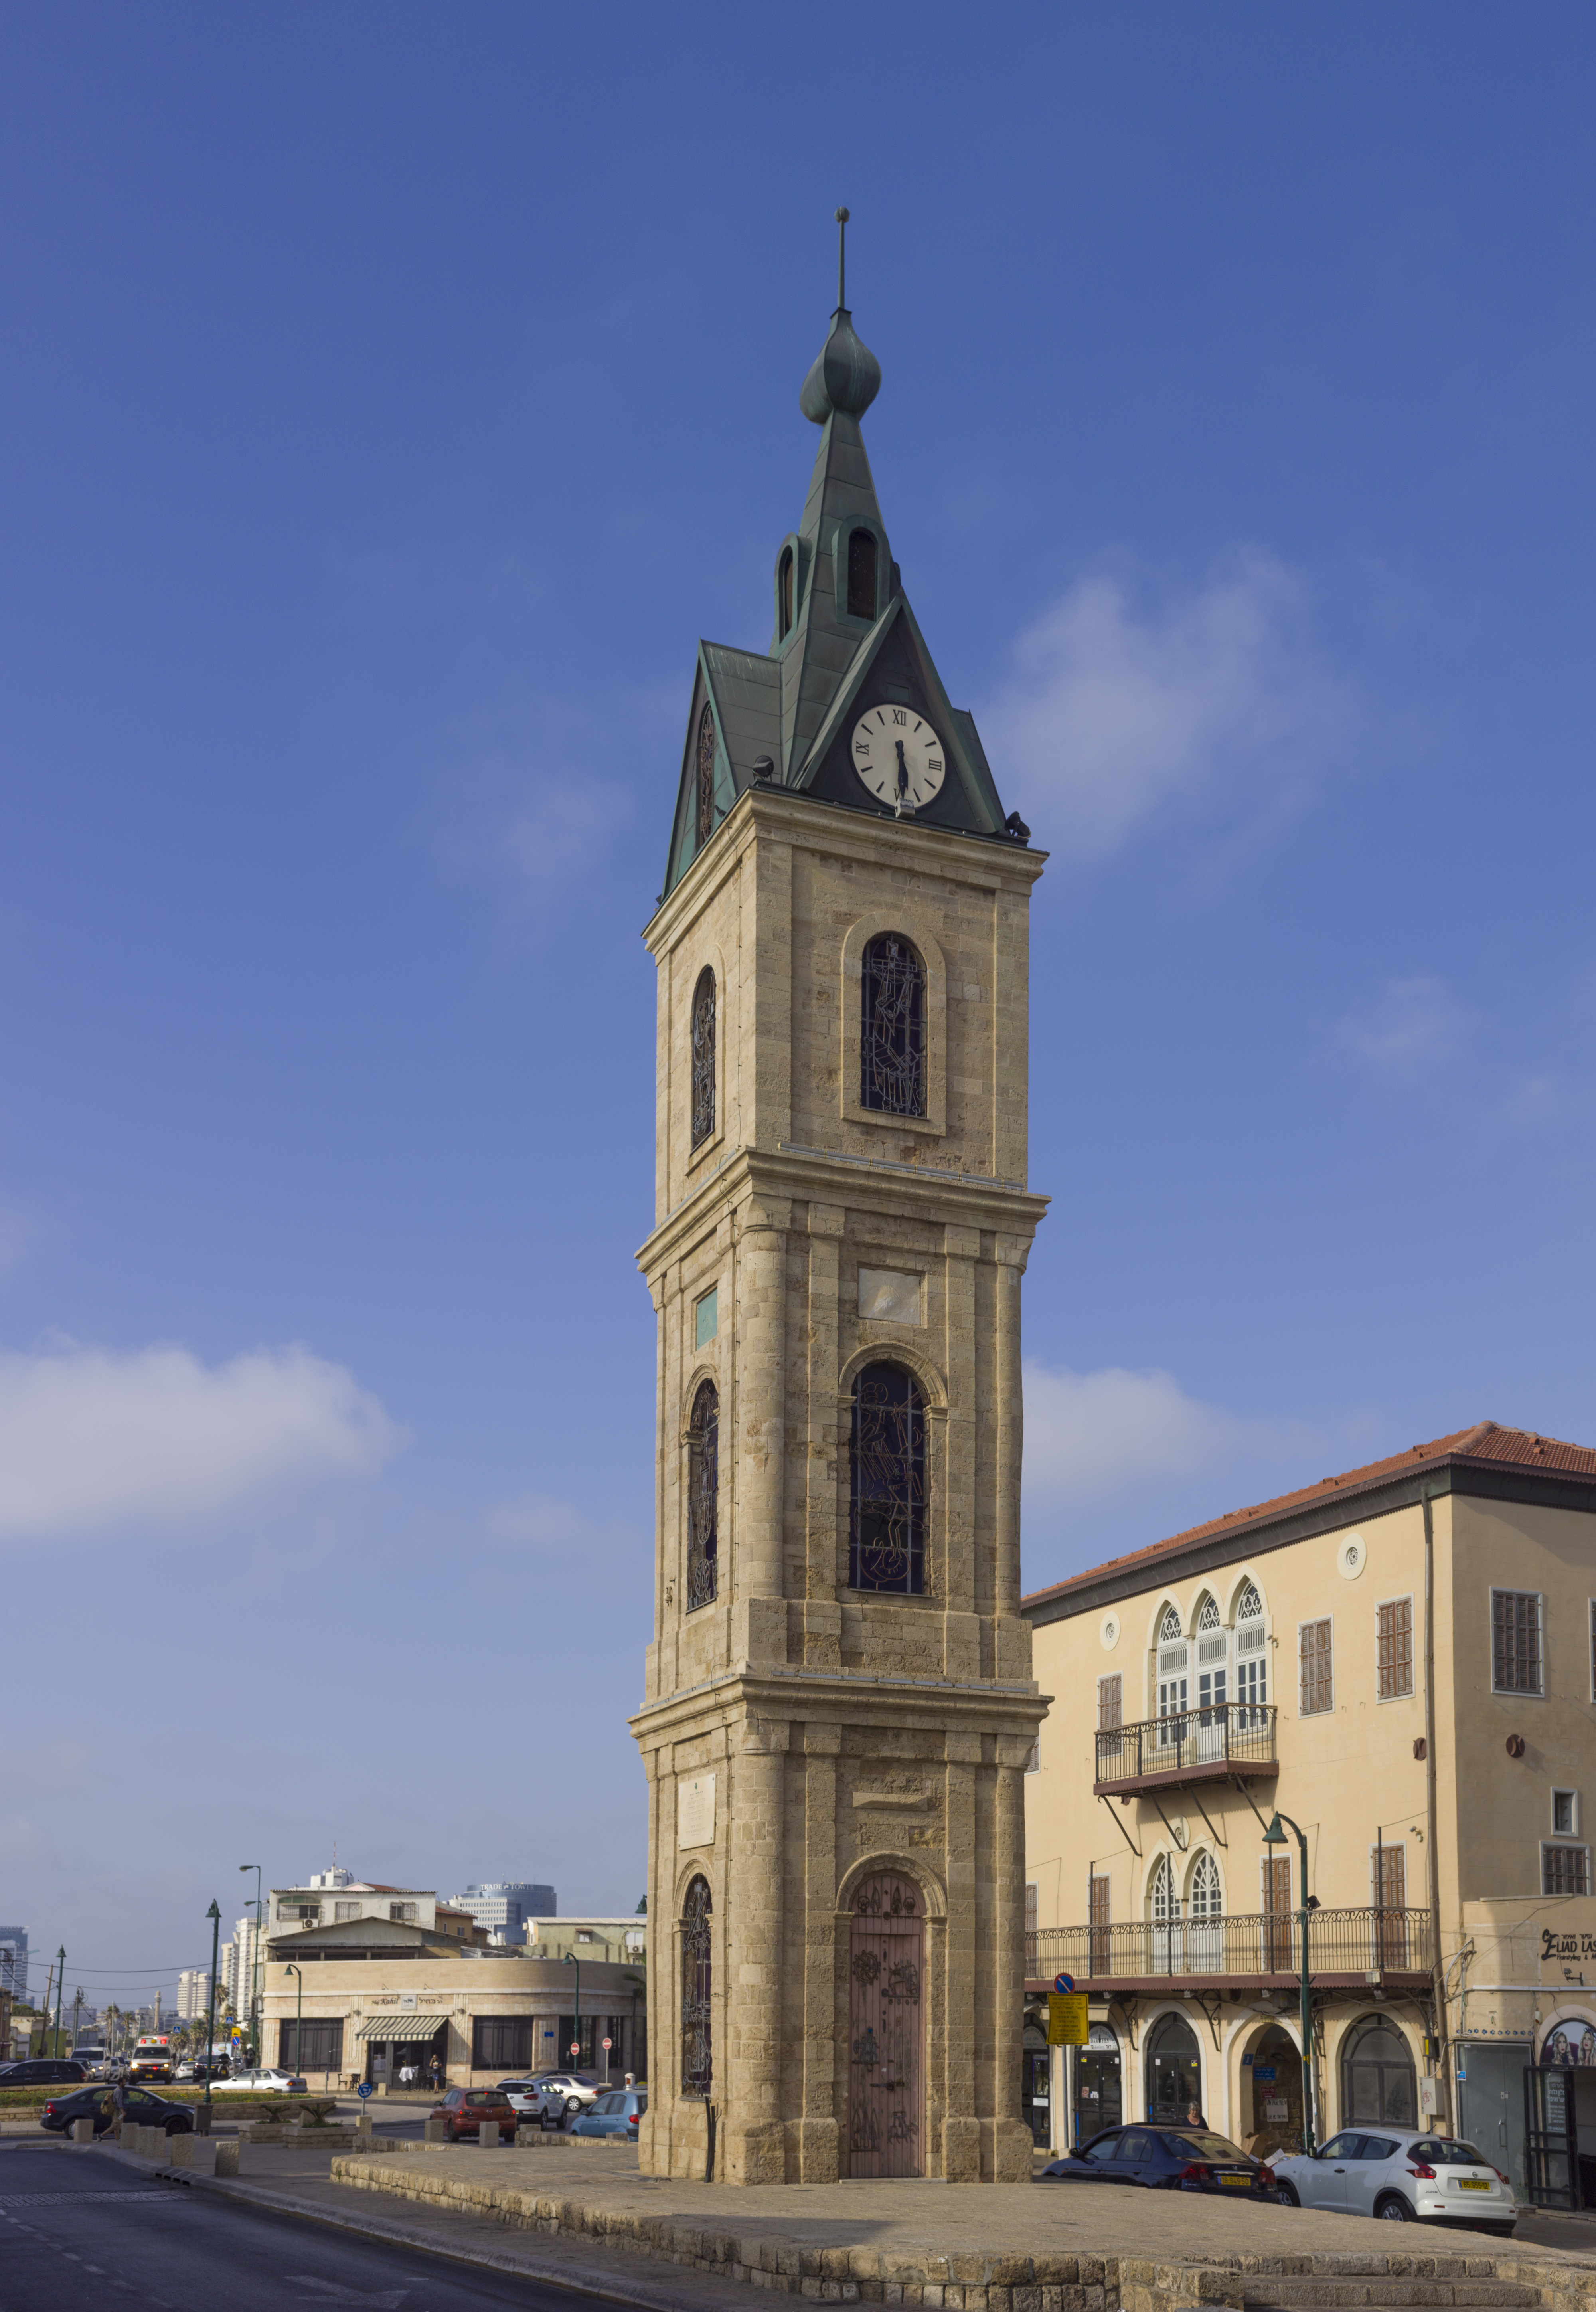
[1459,2179,1489,2192]
[1219,2173,1252,2188]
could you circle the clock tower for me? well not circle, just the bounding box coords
[632,222,1049,2186]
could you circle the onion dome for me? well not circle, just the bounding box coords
[800,207,881,423]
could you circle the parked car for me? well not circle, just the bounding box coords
[207,2066,307,2094]
[569,2088,648,2140]
[533,2072,603,2128]
[1272,2130,1517,2232]
[1039,2125,1278,2198]
[0,2059,88,2087]
[496,2079,549,2123]
[40,2086,194,2137]
[431,2087,518,2142]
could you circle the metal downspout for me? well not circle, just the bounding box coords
[1423,1489,1448,2119]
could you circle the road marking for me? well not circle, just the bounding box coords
[286,2279,411,2308]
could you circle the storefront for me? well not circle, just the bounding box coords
[1146,2011,1203,2125]
[1071,2023,1122,2146]
[1241,2023,1303,2152]
[1340,2014,1418,2128]
[1524,2010,1596,2209]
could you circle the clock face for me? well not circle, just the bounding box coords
[850,706,946,811]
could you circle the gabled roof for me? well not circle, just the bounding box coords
[1022,1422,1596,1622]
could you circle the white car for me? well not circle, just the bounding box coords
[207,2066,306,2094]
[533,2072,603,2128]
[1273,2128,1517,2233]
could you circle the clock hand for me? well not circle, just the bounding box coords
[895,740,909,799]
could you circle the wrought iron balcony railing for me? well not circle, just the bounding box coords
[1025,1906,1433,1986]
[1094,1704,1278,1791]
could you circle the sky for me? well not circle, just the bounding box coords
[2,3,1593,2005]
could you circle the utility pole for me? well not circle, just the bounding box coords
[239,1863,264,2062]
[52,1950,65,2064]
[202,1901,220,2136]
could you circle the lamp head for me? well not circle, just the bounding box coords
[1262,1814,1286,1845]
[206,1900,221,1921]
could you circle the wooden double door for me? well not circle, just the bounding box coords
[848,1871,925,2177]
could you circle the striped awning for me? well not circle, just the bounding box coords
[353,2014,446,2041]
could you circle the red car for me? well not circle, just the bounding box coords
[432,2087,518,2142]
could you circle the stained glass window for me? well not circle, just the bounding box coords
[860,935,926,1117]
[690,967,715,1149]
[680,1876,712,2099]
[847,528,878,620]
[695,704,717,850]
[687,1380,719,1612]
[849,1362,925,1594]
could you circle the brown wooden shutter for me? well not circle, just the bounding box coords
[1375,1843,1406,1909]
[1262,1855,1292,1970]
[1377,1598,1413,1699]
[1299,1619,1333,1714]
[1088,1873,1110,1974]
[1097,1673,1122,1731]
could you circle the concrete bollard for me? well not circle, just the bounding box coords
[354,2112,373,2144]
[515,2125,536,2147]
[168,2133,192,2169]
[213,2138,240,2177]
[477,2122,499,2148]
[423,2114,448,2144]
[70,2117,94,2144]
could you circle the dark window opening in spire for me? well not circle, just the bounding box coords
[690,967,716,1150]
[861,934,926,1117]
[847,528,878,621]
[777,547,794,641]
[687,1378,719,1611]
[695,704,717,850]
[849,1362,926,1594]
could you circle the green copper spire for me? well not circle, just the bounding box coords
[799,208,881,423]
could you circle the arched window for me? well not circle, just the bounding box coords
[695,704,717,850]
[686,1380,719,1611]
[1238,1580,1262,1621]
[680,1875,713,2099]
[1159,1603,1183,1643]
[690,967,716,1151]
[777,546,794,640]
[860,934,926,1116]
[847,527,878,620]
[1197,1594,1220,1631]
[1149,1856,1180,1923]
[1146,2011,1202,2125]
[1341,2016,1417,2127]
[1189,1853,1222,1918]
[849,1362,926,1594]
[1236,1580,1268,1724]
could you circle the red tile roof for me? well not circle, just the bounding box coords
[1021,1421,1596,1612]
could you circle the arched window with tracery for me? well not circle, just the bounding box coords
[695,704,717,850]
[1238,1581,1262,1622]
[1236,1580,1268,1724]
[680,1875,713,2100]
[1159,1603,1183,1643]
[690,967,716,1150]
[849,1362,926,1595]
[847,527,878,620]
[1197,1594,1220,1631]
[777,546,794,640]
[860,934,926,1116]
[1149,1855,1180,1923]
[686,1380,719,1611]
[1189,1852,1222,1918]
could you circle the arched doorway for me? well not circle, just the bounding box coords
[1074,2021,1122,2145]
[1341,2016,1417,2127]
[1246,2023,1303,2152]
[847,1871,925,2177]
[1146,2010,1202,2124]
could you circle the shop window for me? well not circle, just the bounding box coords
[277,2019,343,2072]
[472,2016,535,2071]
[1145,2011,1201,2125]
[1341,2015,1417,2126]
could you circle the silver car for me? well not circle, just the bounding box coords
[1272,2128,1517,2233]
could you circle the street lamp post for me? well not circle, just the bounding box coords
[52,1948,65,2063]
[239,1864,263,2062]
[1263,1812,1317,2153]
[285,1964,303,2080]
[202,1901,221,2136]
[563,1950,581,2072]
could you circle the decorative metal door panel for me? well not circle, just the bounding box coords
[848,1871,924,2178]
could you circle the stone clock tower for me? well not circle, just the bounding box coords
[631,227,1049,2186]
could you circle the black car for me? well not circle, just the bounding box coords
[40,2086,194,2137]
[1041,2125,1277,2197]
[0,2059,88,2087]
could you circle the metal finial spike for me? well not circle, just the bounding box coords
[835,207,849,309]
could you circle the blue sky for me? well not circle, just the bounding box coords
[3,4,1593,2001]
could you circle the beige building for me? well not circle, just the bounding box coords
[631,265,1048,2185]
[263,1899,646,2089]
[1022,1421,1596,2208]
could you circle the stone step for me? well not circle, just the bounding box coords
[1242,2285,1540,2310]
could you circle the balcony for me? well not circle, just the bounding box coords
[1094,1705,1277,1796]
[1024,1907,1434,1995]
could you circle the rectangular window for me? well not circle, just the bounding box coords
[1553,1790,1580,1837]
[389,1901,418,1924]
[1372,1843,1408,1966]
[1262,1856,1292,1970]
[276,2019,343,2072]
[472,2015,536,2071]
[1543,1845,1591,1897]
[1377,1597,1414,1699]
[1198,1668,1227,1719]
[1299,1619,1333,1715]
[1089,1872,1110,1974]
[1237,1653,1267,1722]
[1492,1589,1543,1694]
[695,1287,718,1349]
[1097,1673,1122,1731]
[334,1901,360,1922]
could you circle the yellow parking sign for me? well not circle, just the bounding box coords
[1047,1992,1088,2046]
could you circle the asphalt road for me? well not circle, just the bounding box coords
[0,2143,614,2312]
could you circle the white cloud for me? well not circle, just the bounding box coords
[486,1491,615,1547]
[0,1341,404,1539]
[982,553,1353,859]
[1022,1359,1319,1506]
[1335,974,1470,1075]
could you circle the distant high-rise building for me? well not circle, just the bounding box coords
[0,1929,27,2003]
[446,1882,555,1940]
